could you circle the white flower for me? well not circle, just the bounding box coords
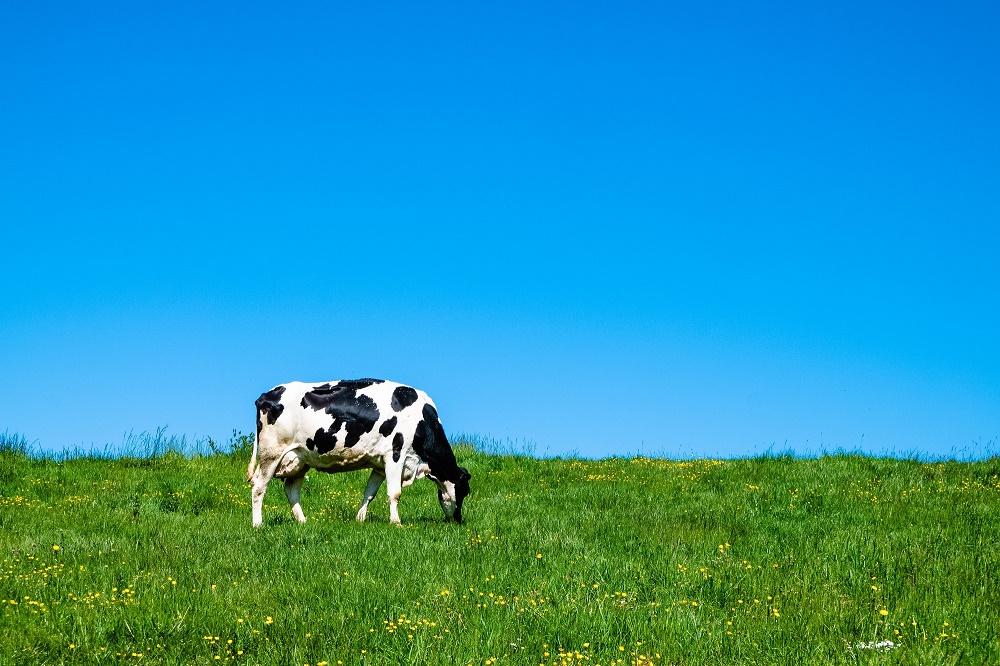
[854,640,897,652]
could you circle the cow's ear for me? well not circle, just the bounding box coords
[458,467,471,481]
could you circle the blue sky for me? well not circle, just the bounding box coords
[2,1,997,458]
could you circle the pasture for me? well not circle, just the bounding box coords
[0,434,997,665]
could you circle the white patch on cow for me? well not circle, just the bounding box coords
[438,480,459,520]
[274,450,305,478]
[404,463,432,487]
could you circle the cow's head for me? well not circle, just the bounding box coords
[435,467,472,523]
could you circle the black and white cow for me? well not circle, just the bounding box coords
[247,379,471,527]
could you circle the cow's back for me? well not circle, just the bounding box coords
[255,379,432,463]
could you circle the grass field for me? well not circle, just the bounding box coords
[1,432,998,665]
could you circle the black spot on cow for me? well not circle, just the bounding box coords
[306,426,339,454]
[391,386,418,412]
[256,386,286,425]
[339,378,384,391]
[255,386,286,439]
[300,382,381,448]
[411,419,428,460]
[392,432,404,462]
[379,416,397,438]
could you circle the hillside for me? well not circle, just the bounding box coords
[1,438,998,665]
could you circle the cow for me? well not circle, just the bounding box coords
[246,379,471,527]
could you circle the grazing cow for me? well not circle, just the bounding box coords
[247,379,471,527]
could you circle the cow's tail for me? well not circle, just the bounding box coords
[246,427,259,483]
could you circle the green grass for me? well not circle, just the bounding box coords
[1,433,998,665]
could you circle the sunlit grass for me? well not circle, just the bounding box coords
[1,433,998,664]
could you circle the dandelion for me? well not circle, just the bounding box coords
[536,554,543,559]
[52,545,60,551]
[879,610,889,616]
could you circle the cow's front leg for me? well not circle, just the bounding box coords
[284,474,308,524]
[385,466,404,526]
[356,470,385,523]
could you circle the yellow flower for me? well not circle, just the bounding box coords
[536,554,543,559]
[879,610,889,616]
[53,545,60,551]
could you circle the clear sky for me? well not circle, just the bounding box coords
[2,1,997,458]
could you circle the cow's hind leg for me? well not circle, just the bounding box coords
[356,470,385,523]
[270,450,308,525]
[250,470,271,528]
[284,473,308,524]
